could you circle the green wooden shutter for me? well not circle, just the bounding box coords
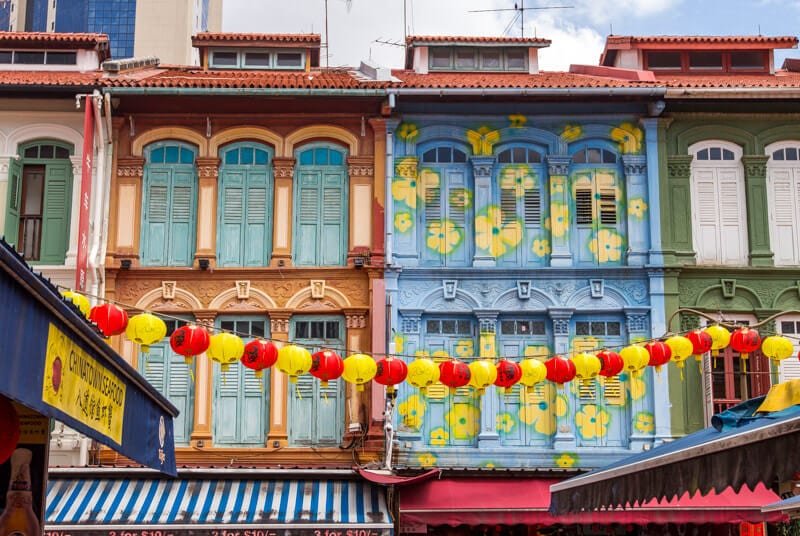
[3,157,22,248]
[141,168,170,265]
[168,169,195,266]
[39,162,71,264]
[218,168,245,267]
[295,170,321,266]
[244,167,270,266]
[320,170,345,265]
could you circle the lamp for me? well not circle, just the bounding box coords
[198,258,210,270]
[353,257,365,268]
[120,259,131,270]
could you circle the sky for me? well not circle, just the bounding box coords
[222,0,800,71]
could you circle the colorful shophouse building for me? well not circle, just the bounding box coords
[597,35,800,437]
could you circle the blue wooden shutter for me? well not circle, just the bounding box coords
[3,157,22,248]
[39,162,71,264]
[445,168,469,266]
[141,168,170,265]
[295,170,320,266]
[316,379,342,445]
[218,168,245,266]
[244,167,270,266]
[421,170,443,265]
[290,374,316,445]
[141,344,193,445]
[320,170,345,265]
[168,168,195,266]
[214,364,241,444]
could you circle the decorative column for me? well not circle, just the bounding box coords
[394,309,422,443]
[347,156,375,264]
[191,311,216,445]
[369,117,387,266]
[112,157,145,266]
[267,309,292,446]
[666,155,695,264]
[0,156,14,238]
[470,156,496,267]
[547,156,572,266]
[344,307,370,440]
[368,269,387,442]
[549,308,575,448]
[195,157,219,269]
[65,155,83,266]
[625,307,656,450]
[392,156,420,266]
[741,155,774,266]
[270,158,295,267]
[623,155,649,266]
[640,118,667,266]
[475,311,500,447]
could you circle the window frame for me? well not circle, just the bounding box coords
[209,47,306,70]
[643,49,769,74]
[427,46,529,72]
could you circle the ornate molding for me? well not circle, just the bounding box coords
[546,155,571,177]
[196,158,220,179]
[741,155,769,180]
[622,155,647,177]
[347,156,374,177]
[344,308,369,329]
[272,157,295,179]
[625,313,649,333]
[161,281,177,300]
[117,157,145,178]
[235,280,251,300]
[667,155,693,180]
[269,310,291,334]
[395,157,419,178]
[469,156,495,178]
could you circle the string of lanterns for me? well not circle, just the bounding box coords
[60,289,800,397]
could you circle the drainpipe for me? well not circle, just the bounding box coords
[384,120,395,267]
[87,91,113,300]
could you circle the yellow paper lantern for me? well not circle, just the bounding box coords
[571,352,601,384]
[761,335,794,364]
[61,290,90,318]
[276,344,313,383]
[207,333,245,372]
[342,353,377,391]
[704,325,731,357]
[468,359,497,395]
[125,312,167,354]
[407,358,440,394]
[620,345,649,377]
[519,358,547,388]
[665,335,693,369]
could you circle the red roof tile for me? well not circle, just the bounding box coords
[0,31,109,52]
[192,32,321,47]
[407,35,551,46]
[605,35,798,49]
[0,71,101,87]
[391,70,656,89]
[659,72,800,88]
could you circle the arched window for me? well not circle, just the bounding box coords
[293,143,348,266]
[766,141,800,266]
[4,140,74,263]
[217,142,274,267]
[140,141,198,266]
[569,143,625,266]
[689,140,747,265]
[418,142,472,267]
[493,144,547,266]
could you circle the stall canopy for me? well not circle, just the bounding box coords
[550,383,800,515]
[0,239,178,475]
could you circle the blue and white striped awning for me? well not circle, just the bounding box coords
[46,478,393,535]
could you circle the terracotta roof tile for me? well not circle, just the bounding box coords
[0,70,101,87]
[192,32,321,46]
[0,31,109,49]
[605,35,798,48]
[391,70,656,89]
[407,35,551,46]
[659,72,800,88]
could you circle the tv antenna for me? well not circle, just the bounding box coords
[323,0,353,68]
[469,1,574,38]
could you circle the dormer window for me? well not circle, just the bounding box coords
[427,46,528,72]
[644,49,769,73]
[0,50,77,65]
[209,48,305,70]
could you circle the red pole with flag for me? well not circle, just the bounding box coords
[75,95,95,291]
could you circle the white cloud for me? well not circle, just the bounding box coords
[571,0,682,24]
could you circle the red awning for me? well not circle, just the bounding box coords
[399,477,787,526]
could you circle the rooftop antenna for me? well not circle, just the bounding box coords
[469,1,574,38]
[323,0,353,68]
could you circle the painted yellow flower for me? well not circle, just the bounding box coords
[497,413,515,434]
[551,203,569,238]
[610,122,643,154]
[555,453,578,468]
[551,180,565,194]
[634,412,655,433]
[480,332,496,359]
[575,405,610,440]
[570,336,600,355]
[414,350,430,359]
[398,395,427,429]
[394,333,406,354]
[524,346,551,359]
[562,124,583,142]
[555,393,568,417]
[426,218,463,254]
[590,229,623,263]
[449,188,473,209]
[394,212,413,233]
[500,165,536,197]
[417,452,437,467]
[392,176,418,208]
[509,114,527,128]
[431,349,450,360]
[467,125,501,155]
[628,198,648,218]
[623,373,647,401]
[454,340,474,358]
[446,404,481,439]
[531,238,551,257]
[481,461,496,468]
[519,400,556,435]
[475,206,523,257]
[395,156,418,179]
[397,122,419,141]
[430,427,449,446]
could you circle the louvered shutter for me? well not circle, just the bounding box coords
[445,169,469,266]
[717,168,746,264]
[575,188,593,225]
[421,170,443,265]
[290,373,315,444]
[769,167,800,266]
[168,168,195,266]
[693,169,721,264]
[218,168,245,266]
[141,168,170,265]
[3,157,22,249]
[598,189,617,226]
[214,363,241,444]
[780,322,800,382]
[294,170,320,266]
[39,162,71,264]
[316,378,342,446]
[141,344,193,445]
[244,168,270,266]
[320,170,345,266]
[524,189,541,227]
[241,368,267,443]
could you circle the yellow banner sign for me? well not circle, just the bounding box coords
[41,323,125,443]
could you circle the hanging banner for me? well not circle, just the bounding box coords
[75,95,94,292]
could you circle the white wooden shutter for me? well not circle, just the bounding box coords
[779,319,800,382]
[716,167,747,265]
[693,169,721,264]
[769,166,800,266]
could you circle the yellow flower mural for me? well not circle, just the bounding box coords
[454,340,475,358]
[426,219,464,254]
[634,412,655,433]
[531,238,551,257]
[497,413,515,434]
[417,452,437,467]
[590,229,624,263]
[519,400,556,435]
[624,373,647,401]
[509,114,527,128]
[467,125,501,155]
[446,404,481,439]
[398,395,426,429]
[480,331,497,359]
[610,122,644,154]
[475,206,523,258]
[394,212,413,233]
[449,188,473,209]
[555,453,578,468]
[561,124,583,142]
[395,156,418,179]
[392,176,418,209]
[397,122,419,141]
[628,198,648,219]
[430,427,450,446]
[551,203,569,238]
[575,405,610,440]
[500,165,537,197]
[394,333,406,354]
[524,345,551,359]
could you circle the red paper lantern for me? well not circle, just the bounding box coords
[686,329,713,361]
[730,327,761,360]
[545,356,576,387]
[596,350,624,377]
[89,303,129,337]
[439,359,471,392]
[374,357,408,394]
[494,359,522,393]
[241,339,279,378]
[170,324,211,365]
[310,350,344,387]
[645,341,672,372]
[0,395,20,465]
